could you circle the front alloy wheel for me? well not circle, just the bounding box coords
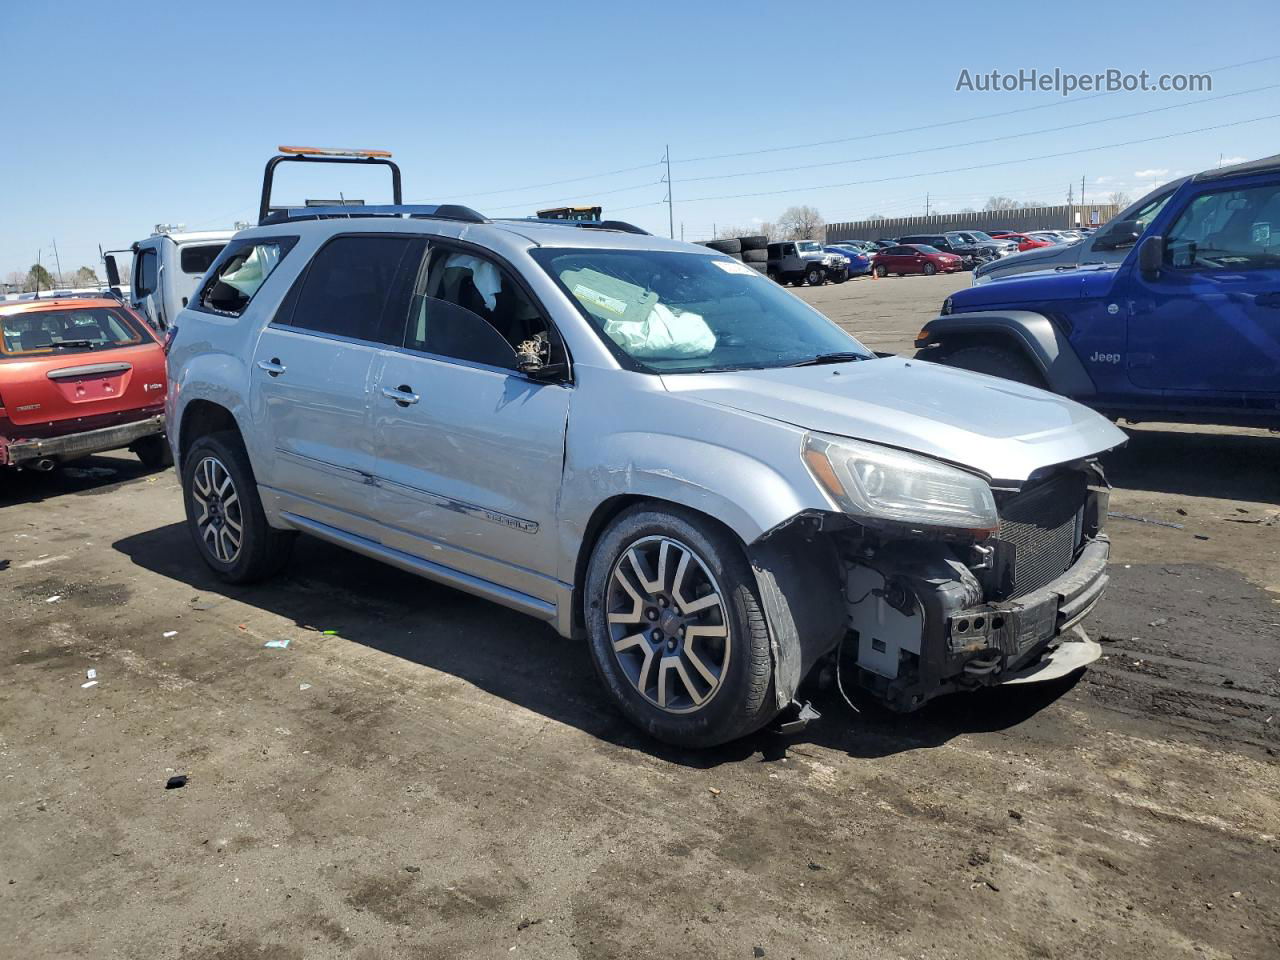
[192,455,243,564]
[606,536,731,713]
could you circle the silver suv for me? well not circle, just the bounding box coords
[166,150,1126,747]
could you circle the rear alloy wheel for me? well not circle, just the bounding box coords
[182,431,294,583]
[874,264,888,278]
[806,266,824,286]
[923,262,937,276]
[585,507,775,747]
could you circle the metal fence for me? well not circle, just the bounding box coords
[826,204,1121,242]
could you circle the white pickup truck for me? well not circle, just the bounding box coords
[104,227,236,331]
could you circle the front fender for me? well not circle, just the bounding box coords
[915,309,1095,397]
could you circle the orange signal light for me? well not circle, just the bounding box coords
[277,145,393,158]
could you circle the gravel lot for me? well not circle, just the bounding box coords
[2,273,1277,960]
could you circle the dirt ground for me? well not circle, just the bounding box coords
[2,273,1277,960]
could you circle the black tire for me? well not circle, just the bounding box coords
[181,430,295,583]
[738,235,768,251]
[805,266,824,286]
[133,435,173,470]
[923,262,937,276]
[702,238,742,255]
[767,269,781,283]
[584,505,776,748]
[874,264,888,278]
[933,344,1045,388]
[742,249,768,263]
[830,269,847,284]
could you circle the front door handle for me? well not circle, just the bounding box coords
[381,384,420,407]
[257,358,286,377]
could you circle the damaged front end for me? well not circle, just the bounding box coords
[751,459,1111,713]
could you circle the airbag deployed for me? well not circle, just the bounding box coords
[563,266,716,358]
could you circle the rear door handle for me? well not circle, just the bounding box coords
[257,358,286,376]
[381,385,420,407]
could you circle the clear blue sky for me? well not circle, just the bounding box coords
[3,0,1278,278]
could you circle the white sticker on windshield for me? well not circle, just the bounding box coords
[710,259,758,277]
[571,283,628,316]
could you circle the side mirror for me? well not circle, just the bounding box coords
[516,355,568,381]
[104,254,121,291]
[1094,219,1144,251]
[1138,235,1163,279]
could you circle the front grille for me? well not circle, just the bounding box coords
[995,472,1086,597]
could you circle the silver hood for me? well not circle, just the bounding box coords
[662,356,1126,484]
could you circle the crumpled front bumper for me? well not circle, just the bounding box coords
[861,534,1111,712]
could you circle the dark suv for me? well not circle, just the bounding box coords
[916,154,1280,429]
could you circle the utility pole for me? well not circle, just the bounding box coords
[1066,183,1074,229]
[680,222,684,241]
[663,145,675,239]
[50,239,63,285]
[925,192,930,216]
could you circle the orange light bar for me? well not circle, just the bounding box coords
[277,145,393,158]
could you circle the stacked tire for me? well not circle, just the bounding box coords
[701,235,769,276]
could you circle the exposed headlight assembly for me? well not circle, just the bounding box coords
[802,432,998,532]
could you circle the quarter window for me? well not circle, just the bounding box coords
[199,239,295,317]
[283,235,413,339]
[403,247,551,370]
[180,244,226,276]
[1163,183,1280,270]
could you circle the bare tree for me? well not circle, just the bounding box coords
[4,270,27,291]
[1107,191,1131,209]
[985,196,1019,211]
[865,212,886,221]
[714,225,763,240]
[71,266,100,287]
[776,205,825,241]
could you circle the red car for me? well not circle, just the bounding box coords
[989,231,1053,252]
[1,297,170,472]
[871,244,964,277]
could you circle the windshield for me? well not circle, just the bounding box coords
[967,231,994,241]
[532,248,872,373]
[796,241,823,254]
[1,306,146,357]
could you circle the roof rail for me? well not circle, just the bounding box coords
[1193,152,1280,182]
[501,217,651,235]
[260,203,488,226]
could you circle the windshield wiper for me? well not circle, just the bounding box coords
[51,339,97,349]
[787,351,867,367]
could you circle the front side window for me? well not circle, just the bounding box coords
[1163,183,1280,270]
[533,248,871,374]
[134,249,157,296]
[284,235,413,339]
[404,247,552,370]
[2,306,145,358]
[199,238,295,317]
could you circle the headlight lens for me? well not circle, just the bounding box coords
[941,296,953,315]
[802,433,998,532]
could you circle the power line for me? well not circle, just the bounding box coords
[675,84,1279,185]
[408,54,1280,211]
[674,54,1280,165]
[676,112,1280,204]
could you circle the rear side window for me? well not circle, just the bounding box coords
[180,244,226,276]
[284,235,418,342]
[2,306,146,357]
[198,238,297,317]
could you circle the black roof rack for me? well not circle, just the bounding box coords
[1193,153,1280,182]
[499,217,651,235]
[260,203,488,226]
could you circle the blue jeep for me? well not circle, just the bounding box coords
[915,154,1280,430]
